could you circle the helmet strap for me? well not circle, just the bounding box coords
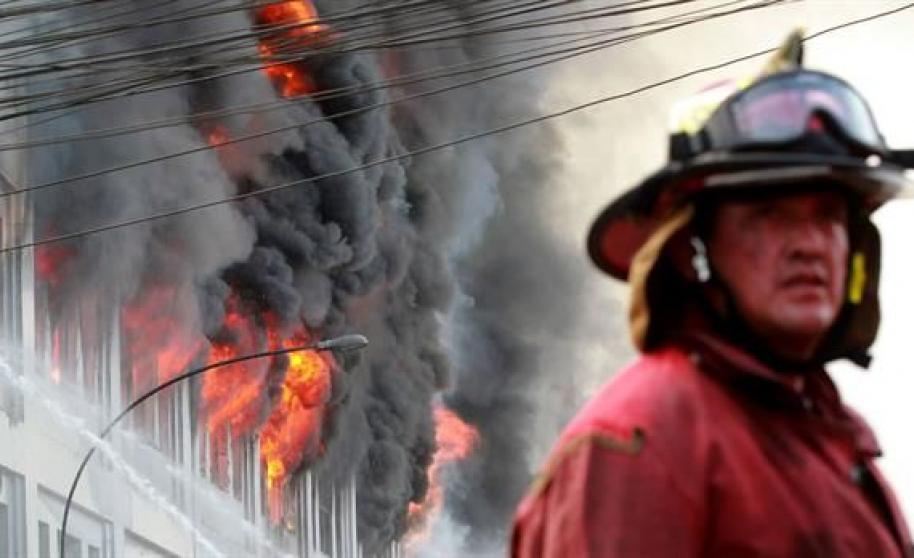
[690,236,712,283]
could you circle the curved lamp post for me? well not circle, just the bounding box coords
[60,333,368,558]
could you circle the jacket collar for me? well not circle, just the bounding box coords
[677,330,882,458]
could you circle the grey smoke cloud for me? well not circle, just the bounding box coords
[21,0,634,554]
[27,0,450,552]
[391,2,642,554]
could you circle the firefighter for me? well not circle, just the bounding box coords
[511,31,913,557]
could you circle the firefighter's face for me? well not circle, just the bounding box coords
[708,189,849,360]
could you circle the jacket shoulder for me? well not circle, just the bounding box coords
[561,346,717,442]
[547,345,726,508]
[512,347,715,557]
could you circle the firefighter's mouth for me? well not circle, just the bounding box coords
[781,273,828,289]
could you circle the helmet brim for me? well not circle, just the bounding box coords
[587,151,912,281]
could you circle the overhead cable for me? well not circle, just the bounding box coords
[2,1,910,255]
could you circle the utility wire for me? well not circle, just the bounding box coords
[2,1,910,256]
[0,0,562,69]
[0,6,716,126]
[0,0,744,117]
[0,0,648,119]
[0,0,117,19]
[0,1,767,126]
[0,0,685,86]
[0,0,717,125]
[0,0,534,86]
[0,0,784,195]
[0,0,695,136]
[0,1,748,151]
[0,0,207,60]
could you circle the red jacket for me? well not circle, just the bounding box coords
[511,334,912,557]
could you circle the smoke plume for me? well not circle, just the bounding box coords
[20,0,625,553]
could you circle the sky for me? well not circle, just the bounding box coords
[538,0,914,522]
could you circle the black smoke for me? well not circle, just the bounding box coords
[23,0,614,554]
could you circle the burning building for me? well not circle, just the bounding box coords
[0,0,609,552]
[0,0,495,555]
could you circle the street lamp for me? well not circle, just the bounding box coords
[60,333,368,558]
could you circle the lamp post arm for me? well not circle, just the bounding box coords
[60,343,317,558]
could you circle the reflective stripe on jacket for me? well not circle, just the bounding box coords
[511,336,912,557]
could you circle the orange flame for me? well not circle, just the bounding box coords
[406,406,479,544]
[201,297,268,437]
[255,0,328,97]
[199,292,334,521]
[122,286,205,392]
[259,333,333,522]
[208,126,229,147]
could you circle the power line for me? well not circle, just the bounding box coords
[0,0,691,107]
[0,0,116,19]
[0,0,217,61]
[0,2,626,126]
[0,0,600,73]
[0,0,717,137]
[0,0,784,196]
[3,1,910,255]
[0,1,751,151]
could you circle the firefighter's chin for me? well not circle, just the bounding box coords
[757,287,842,357]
